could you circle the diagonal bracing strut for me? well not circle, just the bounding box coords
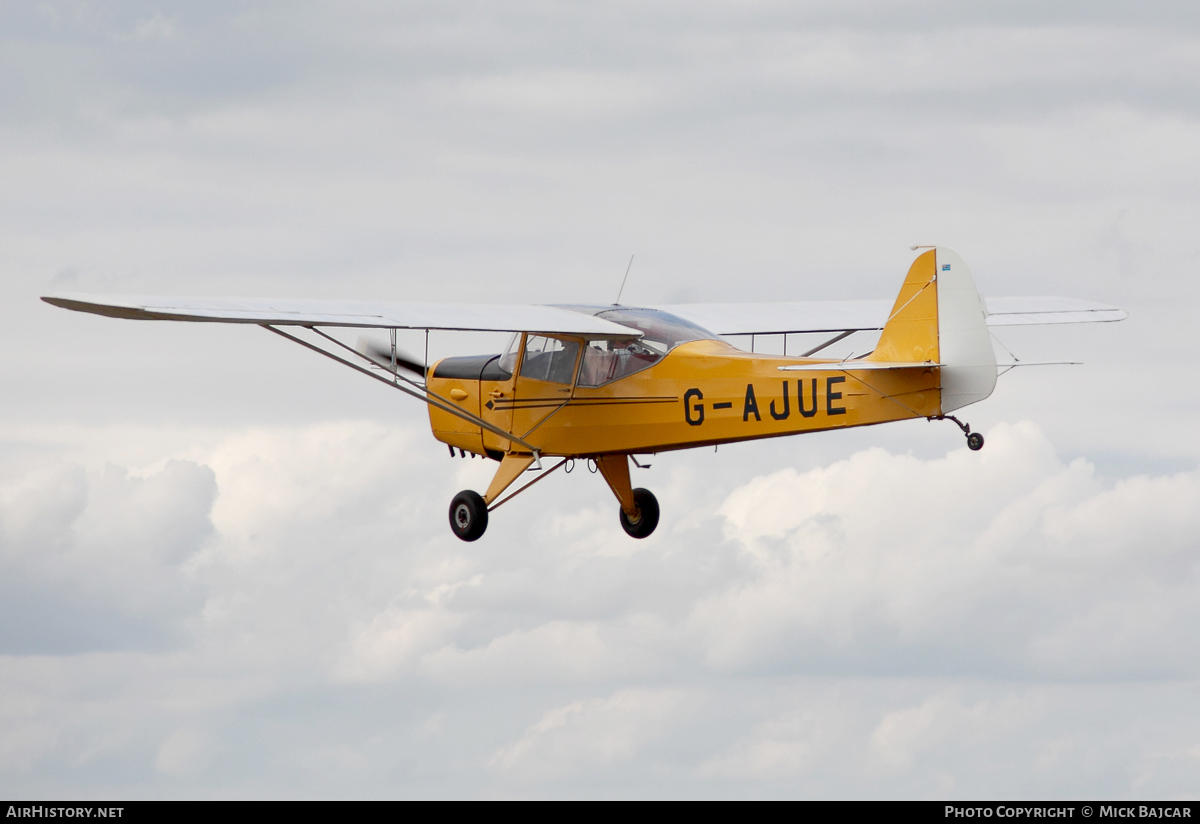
[263,324,540,455]
[487,458,568,512]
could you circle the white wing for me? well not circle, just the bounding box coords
[43,292,1126,340]
[41,293,642,339]
[653,296,1127,336]
[651,300,892,336]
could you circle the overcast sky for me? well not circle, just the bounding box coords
[2,1,1199,799]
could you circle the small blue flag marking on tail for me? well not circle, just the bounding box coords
[941,264,951,271]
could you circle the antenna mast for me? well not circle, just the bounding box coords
[614,254,634,305]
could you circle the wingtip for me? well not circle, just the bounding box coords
[41,294,76,309]
[38,294,150,320]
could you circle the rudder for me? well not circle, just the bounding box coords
[934,247,996,413]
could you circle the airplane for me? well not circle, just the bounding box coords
[43,247,1125,542]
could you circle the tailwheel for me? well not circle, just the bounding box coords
[933,414,984,452]
[449,490,488,541]
[619,488,660,539]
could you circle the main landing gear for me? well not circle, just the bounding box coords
[934,414,985,451]
[619,488,660,539]
[446,452,660,542]
[449,490,488,542]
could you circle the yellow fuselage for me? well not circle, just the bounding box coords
[428,339,941,458]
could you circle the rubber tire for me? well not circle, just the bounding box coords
[449,490,488,541]
[619,488,660,539]
[967,432,985,451]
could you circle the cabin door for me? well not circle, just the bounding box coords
[510,335,581,445]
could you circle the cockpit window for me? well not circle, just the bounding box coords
[578,338,659,386]
[578,308,719,387]
[520,335,581,385]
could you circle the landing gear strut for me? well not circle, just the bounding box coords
[594,454,661,539]
[447,452,662,542]
[934,414,985,451]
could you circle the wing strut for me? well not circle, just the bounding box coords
[309,326,427,392]
[801,329,856,357]
[263,325,540,454]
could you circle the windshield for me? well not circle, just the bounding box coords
[497,333,520,376]
[595,308,719,355]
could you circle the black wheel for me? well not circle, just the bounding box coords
[619,488,660,539]
[967,432,984,451]
[449,490,488,541]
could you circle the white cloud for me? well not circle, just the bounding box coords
[688,422,1200,680]
[698,707,823,781]
[0,459,215,653]
[155,726,217,777]
[453,70,658,118]
[420,616,666,687]
[334,606,465,683]
[490,687,694,779]
[869,690,1022,772]
[125,12,176,43]
[0,415,1196,796]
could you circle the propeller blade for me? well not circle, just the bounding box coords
[355,336,426,377]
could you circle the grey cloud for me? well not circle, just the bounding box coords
[0,419,1197,796]
[0,459,215,653]
[691,423,1200,680]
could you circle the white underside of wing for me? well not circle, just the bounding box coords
[41,294,642,339]
[652,300,892,336]
[43,292,1126,340]
[655,296,1126,336]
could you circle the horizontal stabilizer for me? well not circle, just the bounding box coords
[778,361,939,372]
[998,360,1081,367]
[984,297,1127,326]
[777,359,1082,373]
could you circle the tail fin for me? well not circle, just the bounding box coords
[869,247,997,414]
